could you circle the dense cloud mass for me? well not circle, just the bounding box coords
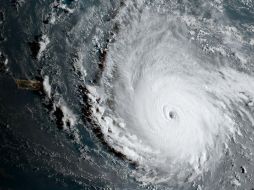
[88,0,254,187]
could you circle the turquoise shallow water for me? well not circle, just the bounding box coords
[0,0,254,189]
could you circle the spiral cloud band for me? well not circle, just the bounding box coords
[87,0,254,185]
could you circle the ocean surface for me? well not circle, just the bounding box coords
[0,0,254,189]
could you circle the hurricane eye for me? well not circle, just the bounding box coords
[163,106,177,121]
[169,111,176,119]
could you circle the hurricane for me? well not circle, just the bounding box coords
[84,0,254,187]
[2,0,254,189]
